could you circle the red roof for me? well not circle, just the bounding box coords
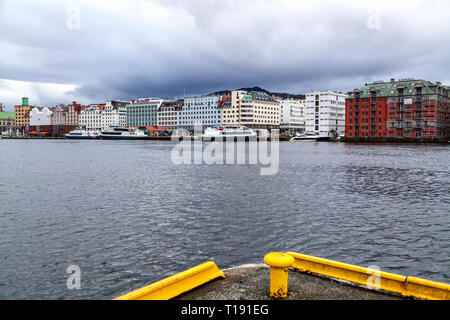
[133,126,165,131]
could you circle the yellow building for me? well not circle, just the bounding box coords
[296,98,306,123]
[221,90,280,129]
[14,97,33,127]
[221,90,245,125]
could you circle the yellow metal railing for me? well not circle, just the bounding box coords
[115,261,225,300]
[285,252,450,300]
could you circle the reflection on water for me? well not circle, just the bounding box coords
[0,140,448,299]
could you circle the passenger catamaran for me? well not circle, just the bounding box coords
[290,132,321,142]
[100,126,148,140]
[202,125,257,140]
[65,127,100,139]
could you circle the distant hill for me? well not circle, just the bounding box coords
[210,86,305,99]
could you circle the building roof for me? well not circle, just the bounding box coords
[249,91,278,102]
[0,112,14,119]
[347,79,449,99]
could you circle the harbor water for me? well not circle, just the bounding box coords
[0,139,449,299]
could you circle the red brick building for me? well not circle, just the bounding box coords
[345,82,390,138]
[66,101,82,126]
[346,79,450,139]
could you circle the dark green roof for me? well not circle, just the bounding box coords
[346,79,448,99]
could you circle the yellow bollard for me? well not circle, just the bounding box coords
[264,252,294,298]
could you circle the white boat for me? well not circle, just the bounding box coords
[171,128,191,137]
[100,126,148,140]
[202,125,257,140]
[290,132,321,142]
[65,127,100,139]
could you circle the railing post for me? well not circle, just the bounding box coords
[264,252,294,299]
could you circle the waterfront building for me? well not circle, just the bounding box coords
[30,107,53,126]
[50,104,67,126]
[346,79,450,139]
[221,91,243,126]
[345,81,391,138]
[179,95,222,131]
[296,98,307,123]
[279,99,305,134]
[14,97,33,128]
[102,100,129,129]
[79,104,105,130]
[157,99,183,132]
[0,111,15,133]
[305,91,346,137]
[66,101,82,126]
[221,90,280,129]
[127,98,163,128]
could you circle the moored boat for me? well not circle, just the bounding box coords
[290,132,321,142]
[100,126,148,140]
[202,125,257,141]
[65,127,100,139]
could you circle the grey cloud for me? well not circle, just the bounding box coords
[0,0,449,107]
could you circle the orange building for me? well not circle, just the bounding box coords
[14,97,33,127]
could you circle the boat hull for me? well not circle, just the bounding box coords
[202,135,257,142]
[64,135,98,139]
[100,135,148,140]
[290,138,319,142]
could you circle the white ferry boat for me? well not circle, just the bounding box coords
[202,125,257,140]
[100,126,148,140]
[65,127,100,139]
[290,132,321,142]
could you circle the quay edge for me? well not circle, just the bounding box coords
[114,252,450,301]
[341,137,449,144]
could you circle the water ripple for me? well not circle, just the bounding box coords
[0,140,449,299]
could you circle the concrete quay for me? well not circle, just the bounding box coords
[175,265,402,300]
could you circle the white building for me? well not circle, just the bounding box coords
[102,100,128,129]
[305,91,346,137]
[179,95,222,131]
[279,99,305,134]
[79,100,129,130]
[79,104,104,130]
[29,107,53,126]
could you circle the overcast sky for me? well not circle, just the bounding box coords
[1,0,449,110]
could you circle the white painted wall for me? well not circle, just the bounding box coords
[306,91,346,137]
[29,107,53,126]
